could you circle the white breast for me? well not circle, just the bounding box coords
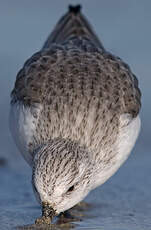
[116,113,141,163]
[92,114,141,189]
[9,102,42,166]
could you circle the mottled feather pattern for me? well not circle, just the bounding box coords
[10,5,141,217]
[11,38,141,117]
[11,36,141,163]
[42,5,104,49]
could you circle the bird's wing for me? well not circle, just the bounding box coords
[10,5,141,168]
[11,46,141,118]
[11,4,141,118]
[42,5,104,50]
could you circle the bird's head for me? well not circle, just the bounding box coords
[32,138,93,223]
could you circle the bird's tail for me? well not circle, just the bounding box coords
[42,5,103,49]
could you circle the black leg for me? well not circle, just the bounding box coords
[58,210,81,224]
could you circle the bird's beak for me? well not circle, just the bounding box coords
[35,201,56,225]
[42,201,56,219]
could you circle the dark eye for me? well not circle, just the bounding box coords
[67,185,74,193]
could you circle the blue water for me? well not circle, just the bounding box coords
[0,1,151,229]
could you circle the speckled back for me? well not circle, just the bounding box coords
[10,7,141,164]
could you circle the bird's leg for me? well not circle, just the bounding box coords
[35,202,56,225]
[58,210,81,224]
[60,210,74,219]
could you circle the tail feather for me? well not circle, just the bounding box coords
[68,4,81,14]
[42,5,104,49]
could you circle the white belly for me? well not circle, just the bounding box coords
[92,114,141,189]
[9,102,42,166]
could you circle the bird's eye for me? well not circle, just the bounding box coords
[67,185,74,193]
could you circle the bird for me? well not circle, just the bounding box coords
[9,5,141,224]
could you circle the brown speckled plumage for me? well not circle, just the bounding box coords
[11,37,141,160]
[10,5,141,222]
[11,39,141,116]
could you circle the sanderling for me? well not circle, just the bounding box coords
[10,5,141,224]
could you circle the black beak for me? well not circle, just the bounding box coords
[35,202,56,225]
[42,201,56,219]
